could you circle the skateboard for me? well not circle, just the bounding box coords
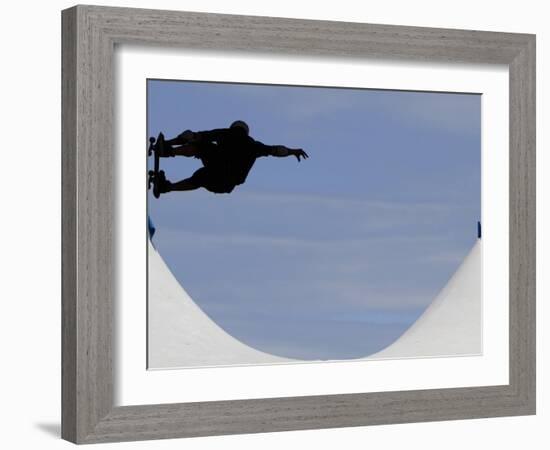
[148,133,168,198]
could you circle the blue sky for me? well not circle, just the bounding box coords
[147,79,481,360]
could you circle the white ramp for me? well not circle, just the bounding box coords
[149,240,481,368]
[367,240,482,359]
[147,242,292,368]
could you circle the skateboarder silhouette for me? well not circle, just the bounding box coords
[148,120,308,196]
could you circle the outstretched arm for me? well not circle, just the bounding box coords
[267,145,309,162]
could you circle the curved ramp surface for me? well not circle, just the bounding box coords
[148,242,292,368]
[367,240,482,359]
[148,240,481,368]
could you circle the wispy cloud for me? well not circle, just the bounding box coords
[151,189,477,239]
[206,82,481,136]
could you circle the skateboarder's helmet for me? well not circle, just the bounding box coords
[230,120,249,135]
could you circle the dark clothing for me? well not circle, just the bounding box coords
[190,127,273,193]
[189,165,236,194]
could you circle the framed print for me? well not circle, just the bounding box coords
[145,80,483,369]
[61,5,535,444]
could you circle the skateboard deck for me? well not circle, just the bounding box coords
[148,133,167,198]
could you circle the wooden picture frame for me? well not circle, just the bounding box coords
[61,5,535,444]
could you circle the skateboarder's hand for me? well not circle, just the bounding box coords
[292,149,309,162]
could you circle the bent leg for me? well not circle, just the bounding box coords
[169,177,202,192]
[165,130,194,147]
[172,143,201,157]
[164,167,209,193]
